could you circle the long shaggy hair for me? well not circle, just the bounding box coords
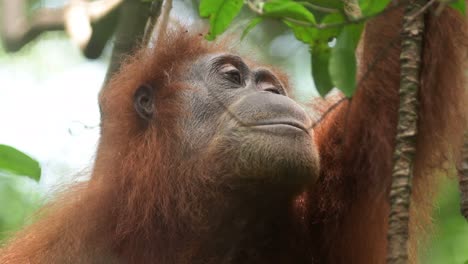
[1,6,467,264]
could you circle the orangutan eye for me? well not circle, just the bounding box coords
[264,87,281,94]
[220,65,242,85]
[258,81,284,95]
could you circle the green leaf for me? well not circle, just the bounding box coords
[329,24,363,97]
[306,0,343,9]
[263,0,316,24]
[359,0,391,15]
[199,0,219,18]
[200,0,244,40]
[311,44,334,96]
[315,13,345,42]
[0,145,41,181]
[241,17,263,40]
[283,20,317,44]
[0,175,42,240]
[449,0,466,16]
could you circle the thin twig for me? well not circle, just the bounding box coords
[408,0,436,20]
[311,97,348,129]
[143,0,163,46]
[154,0,173,45]
[434,0,460,15]
[296,1,340,13]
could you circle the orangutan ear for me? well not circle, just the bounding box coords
[133,84,155,121]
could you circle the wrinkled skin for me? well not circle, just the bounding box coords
[135,53,320,192]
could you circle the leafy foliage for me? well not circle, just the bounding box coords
[0,145,41,181]
[311,44,333,96]
[263,0,316,23]
[0,174,41,241]
[199,0,244,40]
[198,0,371,97]
[359,0,391,16]
[241,17,264,40]
[306,0,343,9]
[329,24,363,97]
[198,0,466,97]
[0,145,42,241]
[421,180,468,264]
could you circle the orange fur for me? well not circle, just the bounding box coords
[1,6,467,264]
[308,7,467,264]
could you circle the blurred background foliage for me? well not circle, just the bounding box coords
[421,179,468,263]
[0,0,467,263]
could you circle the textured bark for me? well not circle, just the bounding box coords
[343,0,362,19]
[460,133,468,220]
[386,1,426,263]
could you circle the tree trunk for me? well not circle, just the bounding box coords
[102,0,151,87]
[386,0,426,263]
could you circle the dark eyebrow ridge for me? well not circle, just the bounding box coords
[210,54,249,73]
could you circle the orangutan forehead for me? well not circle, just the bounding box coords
[137,28,292,95]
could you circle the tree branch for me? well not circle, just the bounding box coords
[143,0,164,46]
[296,1,340,14]
[0,0,122,56]
[0,0,64,52]
[102,0,151,87]
[142,0,173,47]
[386,0,426,263]
[154,0,173,43]
[247,1,406,30]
